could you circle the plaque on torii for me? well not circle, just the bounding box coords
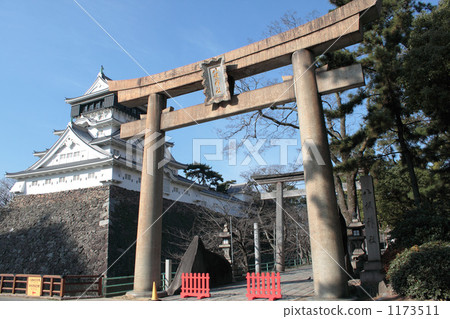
[252,172,306,273]
[108,0,381,299]
[199,56,232,105]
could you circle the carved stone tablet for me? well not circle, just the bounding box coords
[199,56,231,105]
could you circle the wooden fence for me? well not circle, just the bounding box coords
[0,274,102,298]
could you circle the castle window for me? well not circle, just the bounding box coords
[66,153,73,159]
[73,151,80,157]
[172,187,179,193]
[88,173,95,179]
[32,181,38,186]
[45,179,51,185]
[73,175,80,181]
[59,177,65,183]
[60,154,66,160]
[124,174,131,180]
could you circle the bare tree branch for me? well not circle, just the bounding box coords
[257,110,299,130]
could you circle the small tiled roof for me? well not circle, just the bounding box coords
[6,158,113,178]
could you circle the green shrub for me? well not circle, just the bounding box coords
[387,241,450,300]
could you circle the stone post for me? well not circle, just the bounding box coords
[292,49,347,298]
[128,93,166,297]
[275,182,285,272]
[360,176,381,262]
[254,222,261,273]
[360,175,384,294]
[165,259,172,289]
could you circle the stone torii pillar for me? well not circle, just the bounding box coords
[253,222,261,273]
[292,49,348,298]
[275,182,284,272]
[127,93,166,297]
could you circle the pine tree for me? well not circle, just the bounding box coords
[330,0,436,208]
[184,163,224,190]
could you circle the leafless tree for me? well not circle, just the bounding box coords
[163,176,311,273]
[218,10,373,225]
[243,166,311,265]
[163,200,255,272]
[0,178,14,207]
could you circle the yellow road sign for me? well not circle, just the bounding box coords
[26,276,42,296]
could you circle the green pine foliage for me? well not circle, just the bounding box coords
[374,162,450,228]
[183,163,224,190]
[403,0,450,173]
[404,0,450,136]
[390,208,450,248]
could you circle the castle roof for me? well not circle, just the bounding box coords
[6,123,110,179]
[6,118,187,185]
[65,68,111,105]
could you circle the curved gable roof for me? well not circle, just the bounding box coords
[25,122,110,172]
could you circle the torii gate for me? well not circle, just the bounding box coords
[109,0,381,299]
[252,172,306,273]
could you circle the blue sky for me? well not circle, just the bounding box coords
[0,0,439,184]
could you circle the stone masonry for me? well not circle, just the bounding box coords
[0,185,200,277]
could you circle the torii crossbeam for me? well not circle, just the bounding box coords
[109,0,381,299]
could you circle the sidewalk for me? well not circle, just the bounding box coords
[0,265,314,301]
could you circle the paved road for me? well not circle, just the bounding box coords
[162,265,314,301]
[0,295,53,301]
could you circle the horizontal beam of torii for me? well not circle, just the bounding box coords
[261,188,306,200]
[108,0,379,107]
[120,64,364,138]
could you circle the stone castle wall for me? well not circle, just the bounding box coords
[0,186,110,275]
[105,185,203,276]
[0,185,202,277]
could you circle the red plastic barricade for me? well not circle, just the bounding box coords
[180,273,211,299]
[246,272,282,301]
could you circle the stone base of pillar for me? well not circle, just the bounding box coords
[360,260,385,297]
[359,280,387,299]
[126,290,153,298]
[361,260,383,272]
[305,295,359,301]
[360,261,384,282]
[126,289,168,299]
